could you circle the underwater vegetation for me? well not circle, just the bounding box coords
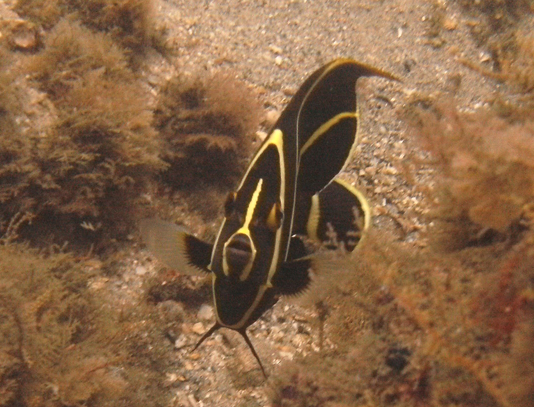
[473,27,534,116]
[154,71,262,190]
[453,0,533,32]
[268,5,534,404]
[269,229,534,407]
[0,0,261,251]
[0,19,166,251]
[436,0,534,52]
[0,243,124,406]
[269,84,534,407]
[405,100,534,244]
[14,0,165,56]
[0,48,38,220]
[1,0,533,405]
[0,239,189,407]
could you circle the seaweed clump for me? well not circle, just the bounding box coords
[155,72,262,189]
[270,85,534,407]
[0,237,182,406]
[0,47,39,219]
[0,243,126,406]
[452,0,533,45]
[14,0,165,56]
[454,0,532,28]
[405,99,534,247]
[0,20,167,250]
[491,30,534,115]
[270,229,534,407]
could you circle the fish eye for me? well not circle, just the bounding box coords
[224,192,237,217]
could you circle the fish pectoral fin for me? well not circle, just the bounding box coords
[285,235,310,261]
[140,218,213,275]
[272,257,313,296]
[306,178,371,252]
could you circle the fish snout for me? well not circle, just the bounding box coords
[225,233,254,276]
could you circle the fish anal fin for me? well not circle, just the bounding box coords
[306,178,371,252]
[140,218,213,275]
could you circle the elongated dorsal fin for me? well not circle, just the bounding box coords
[294,59,399,195]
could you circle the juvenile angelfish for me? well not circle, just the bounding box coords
[141,59,397,377]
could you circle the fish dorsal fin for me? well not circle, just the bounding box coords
[140,218,213,275]
[295,59,398,195]
[305,178,371,252]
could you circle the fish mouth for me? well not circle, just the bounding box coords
[227,233,252,255]
[225,233,254,275]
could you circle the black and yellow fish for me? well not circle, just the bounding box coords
[141,58,397,377]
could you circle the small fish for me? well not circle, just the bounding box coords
[141,58,398,377]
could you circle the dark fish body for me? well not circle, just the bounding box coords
[141,59,398,376]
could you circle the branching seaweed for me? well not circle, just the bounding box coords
[0,244,127,406]
[0,20,168,250]
[271,227,534,407]
[14,0,165,56]
[155,71,262,189]
[458,25,534,117]
[404,97,534,249]
[271,88,534,407]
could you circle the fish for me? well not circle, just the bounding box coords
[140,58,398,377]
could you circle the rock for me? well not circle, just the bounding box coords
[174,335,188,349]
[197,304,213,320]
[135,265,147,275]
[6,20,39,50]
[192,322,205,335]
[264,109,281,128]
[268,44,283,54]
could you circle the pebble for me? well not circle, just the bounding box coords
[189,353,202,360]
[275,55,283,66]
[479,51,491,63]
[443,17,458,30]
[279,351,294,360]
[291,334,308,347]
[256,130,268,141]
[365,167,378,176]
[166,372,180,384]
[6,20,38,50]
[174,336,188,349]
[192,322,205,335]
[271,328,284,342]
[268,44,283,54]
[135,265,147,275]
[197,304,214,320]
[264,109,280,127]
[282,87,296,96]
